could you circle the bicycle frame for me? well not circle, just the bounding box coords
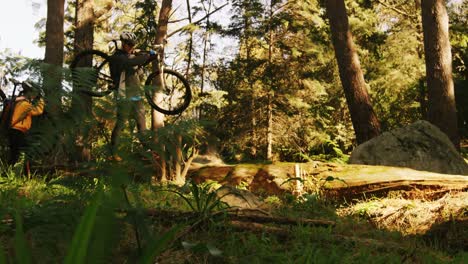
[71,40,192,115]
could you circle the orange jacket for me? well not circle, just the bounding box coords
[10,97,45,133]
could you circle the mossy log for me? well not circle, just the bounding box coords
[188,162,468,201]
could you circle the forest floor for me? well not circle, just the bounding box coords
[0,154,467,263]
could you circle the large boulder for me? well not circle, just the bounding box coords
[349,120,468,175]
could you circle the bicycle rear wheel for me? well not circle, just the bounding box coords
[144,69,191,115]
[70,50,113,97]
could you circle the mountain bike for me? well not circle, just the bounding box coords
[70,41,192,115]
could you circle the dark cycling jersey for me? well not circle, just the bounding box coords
[109,49,150,89]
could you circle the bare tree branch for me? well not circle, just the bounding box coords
[377,0,418,19]
[167,3,228,38]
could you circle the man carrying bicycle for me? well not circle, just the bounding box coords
[109,31,155,161]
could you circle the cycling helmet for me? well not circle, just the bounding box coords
[21,80,34,92]
[21,80,41,96]
[120,31,137,46]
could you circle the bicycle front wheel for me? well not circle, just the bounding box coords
[70,50,113,97]
[144,69,191,115]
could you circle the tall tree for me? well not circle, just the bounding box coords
[151,0,172,182]
[152,0,172,131]
[421,0,460,149]
[325,0,381,145]
[353,1,426,130]
[72,0,95,162]
[72,0,112,161]
[44,0,66,118]
[45,0,65,65]
[230,0,264,159]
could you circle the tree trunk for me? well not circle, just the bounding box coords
[151,0,172,131]
[152,0,172,181]
[189,162,468,201]
[184,0,193,77]
[246,38,257,159]
[250,95,257,158]
[239,4,258,159]
[74,0,95,53]
[421,0,460,150]
[266,94,273,161]
[174,135,183,184]
[44,0,65,118]
[199,1,212,120]
[266,2,274,161]
[325,0,381,145]
[38,0,66,165]
[44,0,65,65]
[72,0,95,162]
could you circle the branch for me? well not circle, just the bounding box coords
[167,3,229,38]
[376,0,418,19]
[181,148,199,179]
[94,0,114,22]
[141,208,336,228]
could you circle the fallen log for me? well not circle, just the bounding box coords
[189,162,468,201]
[321,165,468,201]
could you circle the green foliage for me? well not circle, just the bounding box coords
[212,0,357,162]
[0,165,184,263]
[133,0,160,50]
[164,180,228,217]
[63,188,103,264]
[3,0,468,169]
[2,168,466,263]
[449,1,468,80]
[139,225,180,264]
[449,2,468,138]
[14,211,32,264]
[181,241,223,257]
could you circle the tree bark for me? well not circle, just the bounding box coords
[72,0,95,162]
[421,0,460,150]
[174,134,183,184]
[198,0,213,120]
[151,0,172,131]
[152,0,173,181]
[266,2,274,161]
[184,0,193,77]
[44,0,65,65]
[325,0,381,145]
[44,0,65,118]
[266,94,273,160]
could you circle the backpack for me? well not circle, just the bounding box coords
[0,84,19,135]
[0,97,15,157]
[0,98,16,131]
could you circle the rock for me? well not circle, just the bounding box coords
[216,186,262,209]
[349,120,468,175]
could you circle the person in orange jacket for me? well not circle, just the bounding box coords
[8,81,45,167]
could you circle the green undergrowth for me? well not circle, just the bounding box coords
[0,166,466,263]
